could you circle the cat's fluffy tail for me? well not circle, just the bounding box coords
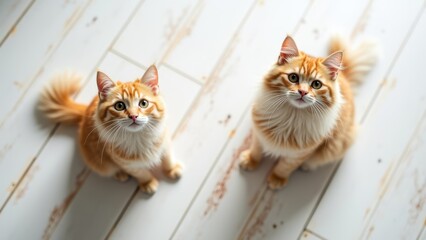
[329,36,378,86]
[39,72,86,124]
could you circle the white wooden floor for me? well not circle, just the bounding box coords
[0,0,425,239]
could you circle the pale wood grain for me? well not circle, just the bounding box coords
[0,0,34,44]
[0,0,140,219]
[308,7,426,240]
[162,0,255,82]
[113,0,200,68]
[360,111,426,240]
[0,0,91,125]
[299,231,325,240]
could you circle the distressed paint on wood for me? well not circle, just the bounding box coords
[113,0,200,68]
[163,0,255,82]
[308,7,426,239]
[0,0,91,125]
[361,111,426,239]
[0,0,141,217]
[0,0,34,44]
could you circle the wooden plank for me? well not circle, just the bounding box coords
[113,0,200,68]
[0,0,34,44]
[360,111,426,240]
[49,52,200,240]
[299,231,324,240]
[419,227,426,240]
[350,0,426,122]
[109,0,311,239]
[162,0,255,82]
[0,125,88,240]
[0,0,91,125]
[307,7,426,239]
[0,0,141,212]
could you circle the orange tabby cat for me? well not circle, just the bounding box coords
[240,36,377,189]
[40,66,182,194]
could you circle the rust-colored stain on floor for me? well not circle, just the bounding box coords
[242,191,274,240]
[42,168,90,240]
[14,165,39,202]
[204,132,252,216]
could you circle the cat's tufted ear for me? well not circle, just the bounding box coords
[323,51,343,80]
[141,65,159,95]
[97,71,115,100]
[277,36,299,65]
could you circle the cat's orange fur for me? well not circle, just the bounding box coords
[240,36,377,189]
[40,66,182,194]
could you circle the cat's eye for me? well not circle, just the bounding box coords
[288,73,299,83]
[114,101,126,111]
[139,99,149,108]
[311,80,322,89]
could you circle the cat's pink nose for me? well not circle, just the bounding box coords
[298,89,308,97]
[129,115,138,122]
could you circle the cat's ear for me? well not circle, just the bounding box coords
[277,36,299,65]
[141,65,159,95]
[323,51,343,80]
[97,71,115,100]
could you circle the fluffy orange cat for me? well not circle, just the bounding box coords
[240,36,377,189]
[40,66,182,194]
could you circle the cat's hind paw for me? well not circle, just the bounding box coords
[114,171,130,182]
[239,150,260,171]
[267,173,288,190]
[139,178,159,195]
[164,162,183,180]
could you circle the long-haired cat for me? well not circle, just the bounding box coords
[40,65,182,194]
[240,36,377,189]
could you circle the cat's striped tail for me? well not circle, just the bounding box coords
[329,36,378,86]
[39,72,87,125]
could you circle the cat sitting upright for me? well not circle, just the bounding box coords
[240,36,377,189]
[40,65,182,194]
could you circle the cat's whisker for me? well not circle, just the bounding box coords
[84,119,117,145]
[100,124,121,164]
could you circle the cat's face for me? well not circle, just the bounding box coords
[96,65,164,133]
[265,36,343,110]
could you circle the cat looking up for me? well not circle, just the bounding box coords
[40,65,182,194]
[240,36,377,189]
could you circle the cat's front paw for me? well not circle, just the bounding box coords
[267,172,288,190]
[239,150,260,171]
[114,171,130,182]
[139,178,159,195]
[164,162,183,180]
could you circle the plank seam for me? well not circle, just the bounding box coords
[162,62,203,86]
[166,0,262,236]
[304,1,426,238]
[0,0,93,129]
[0,0,36,47]
[0,0,95,210]
[303,229,328,240]
[109,48,148,70]
[0,124,60,214]
[360,2,426,125]
[359,109,426,239]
